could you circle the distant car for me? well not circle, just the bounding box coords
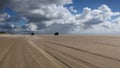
[54,32,59,36]
[31,33,34,35]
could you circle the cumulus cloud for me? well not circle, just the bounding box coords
[23,23,37,31]
[1,0,120,34]
[72,4,120,34]
[0,23,14,29]
[0,0,74,33]
[34,4,120,34]
[36,23,75,34]
[69,6,77,13]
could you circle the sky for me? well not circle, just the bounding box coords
[65,0,120,13]
[0,0,120,34]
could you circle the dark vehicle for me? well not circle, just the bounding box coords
[54,32,59,36]
[31,33,34,35]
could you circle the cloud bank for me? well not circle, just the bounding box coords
[0,0,120,34]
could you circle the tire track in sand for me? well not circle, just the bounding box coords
[0,39,16,65]
[33,37,98,68]
[26,40,64,68]
[45,45,98,68]
[47,41,120,63]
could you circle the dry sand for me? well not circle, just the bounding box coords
[0,35,120,68]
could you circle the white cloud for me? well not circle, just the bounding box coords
[23,23,37,31]
[30,4,76,26]
[71,4,120,34]
[2,0,120,35]
[69,6,77,13]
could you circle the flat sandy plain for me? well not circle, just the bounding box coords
[0,35,120,68]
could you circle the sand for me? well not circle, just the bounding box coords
[0,35,120,68]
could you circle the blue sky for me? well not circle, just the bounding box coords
[3,7,27,26]
[65,0,120,13]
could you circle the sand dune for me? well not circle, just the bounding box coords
[0,35,120,68]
